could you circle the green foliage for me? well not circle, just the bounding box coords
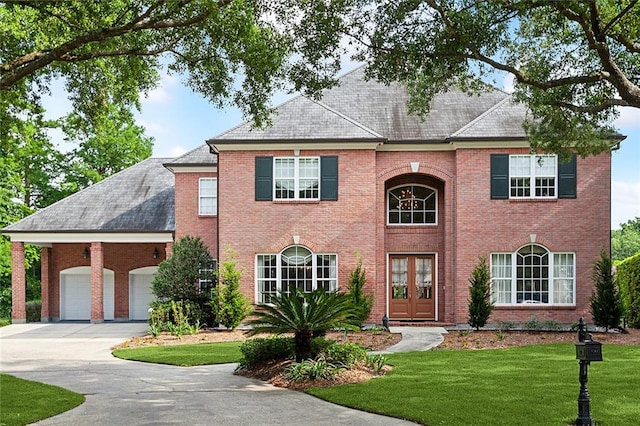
[0,373,85,426]
[290,0,640,156]
[523,316,542,331]
[612,217,640,261]
[238,337,295,369]
[346,254,374,326]
[323,342,367,368]
[543,320,561,331]
[247,288,360,362]
[151,236,214,304]
[285,359,339,381]
[467,256,493,330]
[591,251,624,331]
[366,353,388,373]
[211,249,251,330]
[617,252,640,328]
[0,285,11,319]
[26,300,41,322]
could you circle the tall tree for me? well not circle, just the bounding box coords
[612,217,640,261]
[282,0,640,156]
[0,0,340,130]
[59,104,154,193]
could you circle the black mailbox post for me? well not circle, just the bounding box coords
[575,317,603,426]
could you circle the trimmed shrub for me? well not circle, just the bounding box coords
[590,251,623,331]
[238,337,295,369]
[151,236,215,304]
[323,342,367,368]
[523,316,542,331]
[211,249,251,330]
[26,301,41,322]
[468,256,494,330]
[346,254,374,326]
[618,252,640,328]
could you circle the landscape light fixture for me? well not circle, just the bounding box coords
[82,248,89,259]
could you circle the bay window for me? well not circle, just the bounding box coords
[491,244,575,305]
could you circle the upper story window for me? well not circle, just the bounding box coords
[199,178,217,215]
[509,155,556,198]
[255,156,338,201]
[256,245,338,304]
[274,157,319,200]
[490,153,577,200]
[388,184,437,225]
[491,244,575,305]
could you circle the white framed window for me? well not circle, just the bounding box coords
[274,157,319,200]
[388,184,437,225]
[199,178,217,215]
[490,244,575,305]
[509,155,557,198]
[256,245,337,304]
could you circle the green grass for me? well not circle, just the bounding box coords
[112,341,243,366]
[0,373,85,426]
[307,344,640,426]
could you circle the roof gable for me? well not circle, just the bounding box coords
[3,158,175,233]
[210,65,525,145]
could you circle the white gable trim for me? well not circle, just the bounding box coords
[5,232,174,245]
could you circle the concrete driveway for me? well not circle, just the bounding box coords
[1,324,415,425]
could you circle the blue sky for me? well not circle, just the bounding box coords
[134,67,640,230]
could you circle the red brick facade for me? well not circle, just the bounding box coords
[174,171,218,258]
[8,146,611,326]
[216,147,611,326]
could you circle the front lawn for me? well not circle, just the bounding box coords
[307,344,640,426]
[112,341,243,366]
[0,373,85,426]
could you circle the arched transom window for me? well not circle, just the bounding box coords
[491,244,575,305]
[388,184,437,225]
[256,245,337,304]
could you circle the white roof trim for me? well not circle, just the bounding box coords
[5,232,174,244]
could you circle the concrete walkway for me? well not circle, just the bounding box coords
[0,323,447,425]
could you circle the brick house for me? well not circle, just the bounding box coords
[3,67,616,325]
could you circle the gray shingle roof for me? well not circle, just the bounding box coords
[211,66,527,144]
[3,158,175,233]
[165,144,217,167]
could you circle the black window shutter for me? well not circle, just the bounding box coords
[490,154,509,199]
[558,154,577,199]
[320,156,338,201]
[255,156,273,201]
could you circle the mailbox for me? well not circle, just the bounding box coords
[575,340,602,362]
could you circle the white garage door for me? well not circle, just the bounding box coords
[129,267,157,320]
[60,267,114,321]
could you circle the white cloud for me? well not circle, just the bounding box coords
[502,73,515,94]
[614,107,640,129]
[612,181,640,229]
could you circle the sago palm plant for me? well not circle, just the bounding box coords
[247,288,360,362]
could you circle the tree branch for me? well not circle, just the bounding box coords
[0,0,233,90]
[551,98,631,113]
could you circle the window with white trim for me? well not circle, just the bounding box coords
[199,178,217,215]
[491,244,574,305]
[256,245,337,304]
[274,157,319,200]
[388,184,437,225]
[510,155,557,198]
